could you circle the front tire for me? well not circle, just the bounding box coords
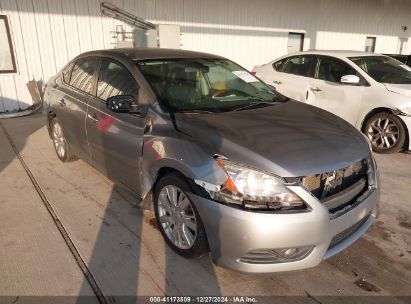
[51,118,77,162]
[364,112,406,154]
[153,173,208,258]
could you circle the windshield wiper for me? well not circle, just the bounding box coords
[177,109,216,114]
[232,100,278,112]
[249,95,289,102]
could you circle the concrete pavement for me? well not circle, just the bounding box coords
[0,116,98,302]
[0,112,410,302]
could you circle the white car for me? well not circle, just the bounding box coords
[253,51,411,153]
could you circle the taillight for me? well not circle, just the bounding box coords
[250,71,256,75]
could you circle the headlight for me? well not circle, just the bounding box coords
[197,158,307,211]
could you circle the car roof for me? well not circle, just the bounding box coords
[79,48,225,61]
[283,50,386,59]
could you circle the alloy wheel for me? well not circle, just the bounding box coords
[367,117,400,150]
[157,185,197,249]
[53,122,66,158]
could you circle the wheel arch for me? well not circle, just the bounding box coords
[141,139,227,209]
[361,107,409,151]
[141,158,220,212]
[360,107,396,132]
[141,162,196,210]
[46,110,57,138]
[155,166,186,184]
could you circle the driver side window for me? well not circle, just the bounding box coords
[97,59,139,101]
[316,57,357,83]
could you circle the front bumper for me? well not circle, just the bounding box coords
[189,183,379,273]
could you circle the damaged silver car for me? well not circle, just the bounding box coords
[45,48,379,273]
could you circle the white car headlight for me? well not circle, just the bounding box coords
[202,158,306,211]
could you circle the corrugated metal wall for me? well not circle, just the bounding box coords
[1,0,411,112]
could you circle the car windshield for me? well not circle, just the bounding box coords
[136,58,286,113]
[349,56,411,84]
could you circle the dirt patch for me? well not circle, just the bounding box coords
[397,214,411,229]
[326,238,411,294]
[370,220,392,241]
[354,278,381,292]
[146,216,159,230]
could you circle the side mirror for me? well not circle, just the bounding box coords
[106,95,141,114]
[340,75,360,85]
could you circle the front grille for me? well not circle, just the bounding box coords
[303,159,368,200]
[329,213,371,249]
[302,158,369,216]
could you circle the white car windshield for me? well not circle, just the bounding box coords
[136,58,287,113]
[350,56,411,84]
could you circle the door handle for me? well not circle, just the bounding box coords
[310,87,322,92]
[58,98,66,106]
[87,113,99,123]
[144,116,153,134]
[273,80,282,85]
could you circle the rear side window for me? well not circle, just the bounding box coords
[281,55,315,77]
[316,56,357,83]
[69,58,98,94]
[97,59,139,101]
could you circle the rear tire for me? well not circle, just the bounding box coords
[153,173,208,258]
[51,118,78,162]
[364,112,405,154]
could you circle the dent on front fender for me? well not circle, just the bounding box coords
[140,132,227,204]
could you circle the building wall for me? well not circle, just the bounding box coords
[0,0,410,112]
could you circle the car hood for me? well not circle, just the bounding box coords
[173,101,370,177]
[384,83,411,98]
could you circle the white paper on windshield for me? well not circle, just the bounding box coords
[232,70,259,83]
[400,64,411,72]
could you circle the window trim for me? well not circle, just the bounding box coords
[0,15,17,74]
[95,57,140,103]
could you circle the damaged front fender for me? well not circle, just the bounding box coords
[140,117,227,207]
